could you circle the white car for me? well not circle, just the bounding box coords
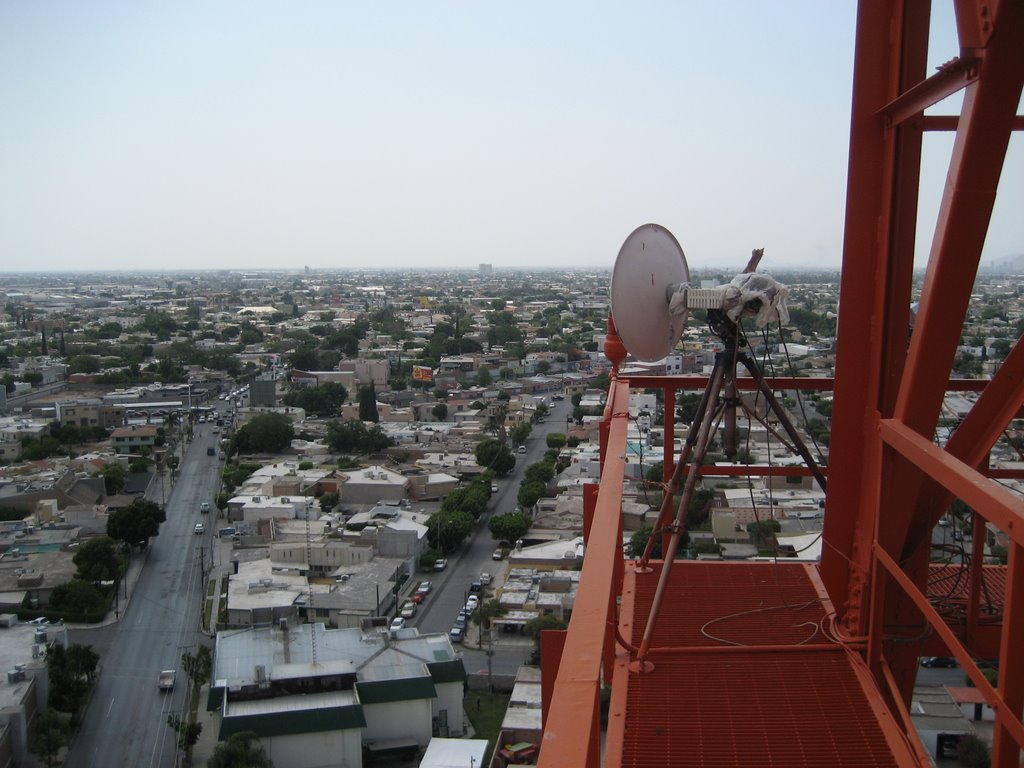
[390,617,406,632]
[200,502,210,514]
[480,572,492,586]
[491,483,498,493]
[400,601,416,619]
[193,523,205,535]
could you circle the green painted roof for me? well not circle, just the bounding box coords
[220,704,366,740]
[427,659,467,685]
[356,676,436,705]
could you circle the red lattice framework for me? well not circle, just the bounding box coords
[537,2,1024,766]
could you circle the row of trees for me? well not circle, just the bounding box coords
[229,412,397,457]
[426,476,496,554]
[31,643,101,766]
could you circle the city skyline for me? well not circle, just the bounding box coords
[2,2,1021,273]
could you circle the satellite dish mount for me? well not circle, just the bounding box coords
[609,223,827,670]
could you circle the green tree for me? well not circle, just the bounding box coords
[289,346,320,371]
[282,382,348,416]
[167,714,203,752]
[489,511,532,544]
[107,498,166,548]
[476,598,504,629]
[546,432,567,450]
[207,731,273,768]
[525,614,568,664]
[67,644,100,684]
[474,439,516,476]
[46,644,88,721]
[956,733,991,768]
[30,709,70,768]
[48,580,108,615]
[426,510,474,553]
[319,491,339,512]
[517,480,546,510]
[73,537,120,582]
[102,463,127,495]
[746,519,782,549]
[358,383,379,422]
[182,645,213,688]
[67,355,101,374]
[524,462,554,485]
[510,423,531,445]
[233,413,295,454]
[431,402,448,421]
[627,526,657,558]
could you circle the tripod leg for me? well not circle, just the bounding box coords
[738,354,828,492]
[636,359,728,662]
[640,358,723,566]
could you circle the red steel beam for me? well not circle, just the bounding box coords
[943,337,1024,469]
[892,2,1024,436]
[879,420,1024,549]
[823,0,905,633]
[993,546,1024,766]
[877,56,979,127]
[874,543,1024,751]
[538,378,631,768]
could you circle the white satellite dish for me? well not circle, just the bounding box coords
[610,223,690,362]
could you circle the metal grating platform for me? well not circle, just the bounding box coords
[609,562,917,767]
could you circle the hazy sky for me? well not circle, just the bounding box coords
[1,3,1020,273]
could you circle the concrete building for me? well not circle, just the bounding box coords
[54,398,125,430]
[110,425,160,454]
[338,466,409,506]
[0,618,66,767]
[209,623,466,768]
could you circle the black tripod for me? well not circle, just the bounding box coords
[632,310,827,664]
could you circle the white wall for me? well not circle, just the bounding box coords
[264,728,362,768]
[362,698,433,746]
[432,680,465,736]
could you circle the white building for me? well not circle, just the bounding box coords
[210,624,466,768]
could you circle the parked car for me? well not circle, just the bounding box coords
[469,581,482,594]
[454,613,467,629]
[416,581,432,595]
[480,572,492,586]
[193,523,205,535]
[433,558,448,571]
[492,548,506,561]
[465,595,480,613]
[920,656,958,668]
[411,591,425,604]
[449,626,464,643]
[491,483,499,493]
[390,617,406,632]
[400,601,416,619]
[517,445,527,454]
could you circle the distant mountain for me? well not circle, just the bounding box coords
[981,253,1024,274]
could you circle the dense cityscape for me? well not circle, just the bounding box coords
[0,264,1020,766]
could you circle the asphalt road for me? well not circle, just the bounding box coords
[413,398,573,672]
[67,426,223,768]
